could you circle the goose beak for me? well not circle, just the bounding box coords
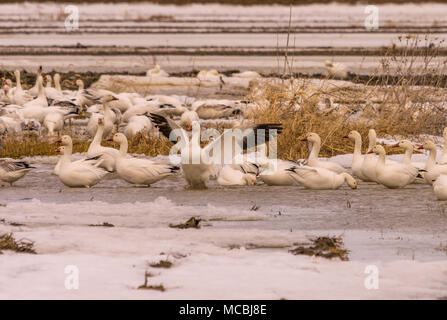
[342,135,349,139]
[417,145,424,150]
[56,138,62,143]
[299,137,308,141]
[55,148,61,153]
[391,143,400,147]
[367,149,374,154]
[106,137,113,142]
[187,125,192,132]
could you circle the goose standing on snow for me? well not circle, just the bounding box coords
[108,133,179,186]
[418,140,447,185]
[343,130,368,181]
[286,166,357,190]
[433,174,447,200]
[300,132,347,174]
[55,145,107,188]
[368,145,418,188]
[87,117,120,172]
[0,140,35,186]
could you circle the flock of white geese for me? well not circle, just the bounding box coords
[1,67,447,201]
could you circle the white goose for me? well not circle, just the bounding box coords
[146,64,169,77]
[87,117,120,172]
[149,113,282,189]
[54,135,103,176]
[361,129,379,182]
[0,140,34,186]
[28,66,43,97]
[55,145,107,188]
[22,76,48,123]
[344,130,368,181]
[392,140,425,169]
[368,145,418,188]
[301,132,347,174]
[433,174,447,200]
[418,140,447,185]
[180,110,200,128]
[86,95,118,138]
[10,70,32,106]
[217,162,258,186]
[286,165,357,190]
[108,133,179,186]
[123,115,152,139]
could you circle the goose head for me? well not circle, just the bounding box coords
[418,140,436,151]
[75,79,84,90]
[392,140,414,151]
[14,70,20,80]
[109,132,127,145]
[325,60,334,68]
[56,135,72,147]
[97,116,104,126]
[300,132,321,145]
[45,75,52,87]
[5,79,13,87]
[368,144,385,156]
[54,73,60,83]
[344,173,358,189]
[344,130,361,143]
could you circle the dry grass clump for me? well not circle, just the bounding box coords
[0,132,171,159]
[289,236,349,261]
[0,233,36,254]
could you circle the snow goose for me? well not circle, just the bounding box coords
[149,113,282,189]
[10,70,32,106]
[433,174,447,200]
[231,71,261,78]
[368,145,418,188]
[361,129,378,182]
[44,74,64,101]
[286,165,357,190]
[217,162,258,186]
[439,127,447,164]
[54,135,102,176]
[180,110,199,128]
[107,133,179,186]
[0,140,35,186]
[87,117,120,172]
[55,145,107,188]
[124,115,152,139]
[418,140,447,185]
[146,64,169,77]
[28,66,43,97]
[43,108,78,137]
[343,130,368,181]
[86,95,117,137]
[301,132,347,174]
[391,140,426,183]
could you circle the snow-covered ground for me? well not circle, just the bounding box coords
[1,150,447,299]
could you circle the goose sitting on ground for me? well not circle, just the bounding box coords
[343,130,368,181]
[418,140,447,185]
[391,140,426,183]
[300,132,347,174]
[361,129,379,182]
[433,174,447,200]
[217,162,258,186]
[146,64,169,77]
[108,133,179,186]
[149,113,282,189]
[0,140,34,186]
[55,145,107,188]
[87,117,120,172]
[368,145,419,188]
[231,71,261,78]
[286,165,357,190]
